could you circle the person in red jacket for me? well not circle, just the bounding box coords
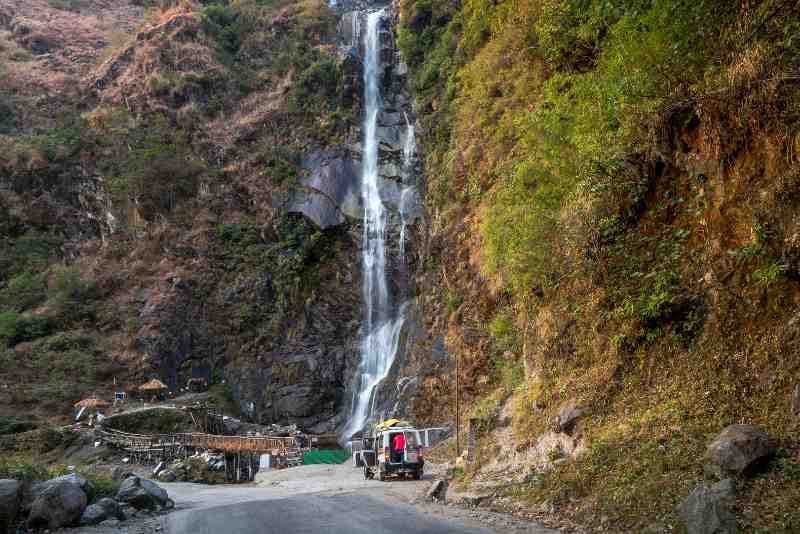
[392,432,405,462]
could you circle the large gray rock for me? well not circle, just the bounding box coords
[31,473,93,499]
[556,401,584,434]
[677,478,737,534]
[27,480,88,529]
[0,479,21,532]
[299,152,362,220]
[705,424,776,477]
[80,503,109,526]
[116,476,169,510]
[81,497,125,525]
[285,189,345,230]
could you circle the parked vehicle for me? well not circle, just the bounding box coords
[360,420,424,481]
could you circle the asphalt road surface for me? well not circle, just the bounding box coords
[158,464,558,534]
[163,493,492,534]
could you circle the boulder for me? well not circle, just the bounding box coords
[426,479,448,502]
[116,476,169,510]
[705,424,776,477]
[677,478,737,534]
[0,479,21,532]
[31,472,93,499]
[80,503,109,526]
[27,480,87,529]
[556,401,584,434]
[81,497,125,525]
[284,189,345,230]
[98,497,125,520]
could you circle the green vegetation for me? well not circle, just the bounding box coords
[0,311,51,346]
[0,416,38,435]
[89,109,204,222]
[402,0,800,530]
[103,408,193,434]
[0,453,120,502]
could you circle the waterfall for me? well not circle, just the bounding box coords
[342,9,406,439]
[399,113,416,262]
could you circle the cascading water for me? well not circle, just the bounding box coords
[342,9,407,439]
[399,113,416,262]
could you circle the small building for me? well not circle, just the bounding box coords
[138,378,169,402]
[74,397,110,423]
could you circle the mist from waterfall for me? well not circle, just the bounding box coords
[342,9,406,440]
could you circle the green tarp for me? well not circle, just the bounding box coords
[302,449,350,465]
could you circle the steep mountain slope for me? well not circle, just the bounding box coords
[0,0,368,432]
[398,0,800,530]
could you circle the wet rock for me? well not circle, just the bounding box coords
[677,479,737,534]
[426,479,448,502]
[116,476,169,510]
[704,424,776,477]
[376,125,405,152]
[285,189,345,229]
[28,480,87,529]
[556,401,584,434]
[0,479,20,533]
[299,151,361,219]
[378,111,404,126]
[378,162,403,179]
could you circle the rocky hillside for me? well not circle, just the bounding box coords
[398,0,800,531]
[3,0,800,531]
[0,0,387,433]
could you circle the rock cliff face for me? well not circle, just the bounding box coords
[0,0,430,435]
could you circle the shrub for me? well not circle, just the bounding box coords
[0,271,47,311]
[290,55,341,112]
[202,3,242,57]
[0,311,51,346]
[489,309,517,353]
[47,265,98,324]
[0,416,37,435]
[0,455,50,482]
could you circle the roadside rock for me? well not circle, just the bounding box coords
[0,479,21,532]
[705,424,776,477]
[81,497,126,525]
[27,480,88,529]
[556,401,584,434]
[31,472,93,499]
[426,479,448,502]
[81,503,107,526]
[116,476,169,510]
[677,478,737,534]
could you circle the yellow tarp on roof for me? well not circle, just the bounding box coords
[376,419,409,431]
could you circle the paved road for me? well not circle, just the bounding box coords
[159,464,558,534]
[163,493,491,534]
